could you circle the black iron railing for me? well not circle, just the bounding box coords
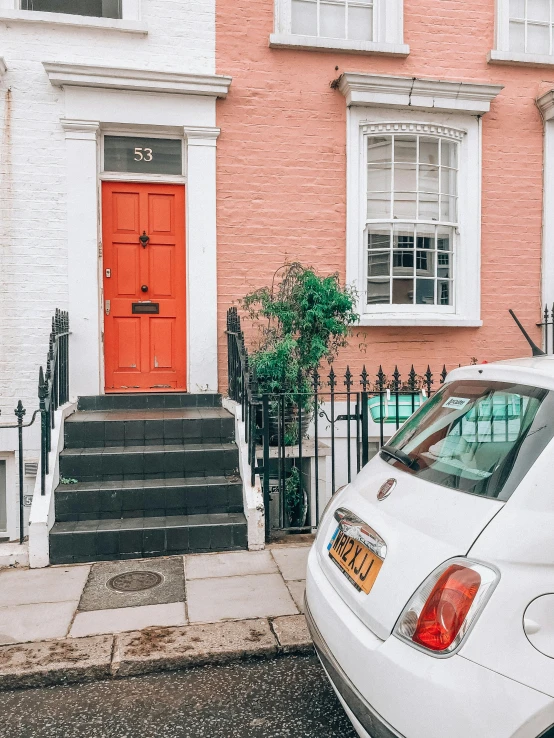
[226,307,446,542]
[538,305,554,354]
[0,310,70,543]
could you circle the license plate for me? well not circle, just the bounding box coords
[328,526,383,595]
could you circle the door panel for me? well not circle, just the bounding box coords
[103,182,187,392]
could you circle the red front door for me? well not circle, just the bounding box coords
[103,182,187,392]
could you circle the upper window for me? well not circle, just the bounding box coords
[270,0,408,54]
[508,0,553,54]
[366,133,458,308]
[291,0,373,42]
[20,0,122,17]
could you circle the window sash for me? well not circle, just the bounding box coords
[290,0,374,41]
[20,0,123,18]
[508,0,554,54]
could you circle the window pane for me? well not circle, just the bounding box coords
[320,1,345,38]
[440,196,457,222]
[104,136,183,175]
[394,137,417,163]
[291,0,317,35]
[528,0,550,22]
[416,250,435,277]
[394,163,417,192]
[416,224,435,250]
[420,138,439,165]
[438,280,453,306]
[21,0,122,17]
[348,4,373,40]
[368,227,391,249]
[441,167,457,196]
[368,252,390,277]
[393,224,415,249]
[419,165,439,193]
[393,251,414,276]
[437,251,452,278]
[527,23,550,54]
[510,0,525,16]
[368,193,391,219]
[367,164,391,192]
[419,193,439,221]
[368,279,390,304]
[392,279,414,304]
[368,137,392,164]
[416,279,435,305]
[394,191,417,219]
[510,20,526,51]
[441,140,458,169]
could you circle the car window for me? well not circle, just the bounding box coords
[382,379,554,500]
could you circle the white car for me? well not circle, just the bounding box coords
[306,356,554,738]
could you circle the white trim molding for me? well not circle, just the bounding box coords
[43,62,232,98]
[270,0,408,56]
[338,73,503,114]
[341,75,503,326]
[537,91,554,305]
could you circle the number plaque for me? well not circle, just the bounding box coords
[104,136,182,175]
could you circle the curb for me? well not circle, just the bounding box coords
[0,614,313,692]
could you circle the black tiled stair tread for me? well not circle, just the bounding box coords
[77,393,222,412]
[64,407,234,448]
[54,475,244,521]
[59,443,239,482]
[49,513,248,564]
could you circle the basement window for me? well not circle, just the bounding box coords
[20,0,122,17]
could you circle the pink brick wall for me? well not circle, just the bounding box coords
[216,0,546,385]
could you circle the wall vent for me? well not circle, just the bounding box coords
[24,461,38,477]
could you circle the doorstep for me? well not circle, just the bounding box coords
[0,542,29,570]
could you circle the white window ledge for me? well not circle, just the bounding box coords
[269,33,409,57]
[488,49,554,68]
[0,9,147,33]
[357,315,483,327]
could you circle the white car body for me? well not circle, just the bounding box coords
[306,357,554,738]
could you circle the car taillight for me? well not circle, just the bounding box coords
[394,558,499,656]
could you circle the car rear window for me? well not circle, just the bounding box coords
[381,379,554,501]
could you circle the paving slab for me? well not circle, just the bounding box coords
[70,602,187,638]
[0,565,90,606]
[286,581,306,613]
[270,546,310,581]
[0,635,113,691]
[185,550,277,580]
[271,615,313,654]
[186,573,298,623]
[0,602,77,645]
[78,557,185,612]
[116,618,277,677]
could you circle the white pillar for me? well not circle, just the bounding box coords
[62,119,101,399]
[184,126,220,393]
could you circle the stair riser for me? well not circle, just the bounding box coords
[50,523,248,565]
[78,394,222,411]
[64,417,235,449]
[59,449,239,483]
[55,484,244,521]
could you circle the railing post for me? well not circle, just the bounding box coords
[262,393,271,544]
[38,366,48,495]
[15,401,26,544]
[312,369,320,524]
[329,367,336,494]
[361,366,369,467]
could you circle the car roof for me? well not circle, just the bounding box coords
[446,356,554,392]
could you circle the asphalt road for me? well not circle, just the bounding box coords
[0,654,358,738]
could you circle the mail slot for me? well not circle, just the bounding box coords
[132,303,160,314]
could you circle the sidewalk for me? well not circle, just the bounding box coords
[0,544,313,691]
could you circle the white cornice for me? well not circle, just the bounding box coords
[43,62,232,99]
[537,90,554,122]
[338,73,503,114]
[0,57,6,76]
[362,121,466,140]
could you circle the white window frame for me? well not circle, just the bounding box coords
[340,73,503,327]
[0,0,145,32]
[489,0,554,67]
[270,0,408,56]
[537,90,554,305]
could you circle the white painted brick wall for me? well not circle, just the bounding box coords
[0,0,215,537]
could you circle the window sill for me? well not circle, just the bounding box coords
[269,33,409,56]
[488,49,554,68]
[0,9,147,34]
[357,315,483,327]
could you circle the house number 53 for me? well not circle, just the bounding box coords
[134,147,153,162]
